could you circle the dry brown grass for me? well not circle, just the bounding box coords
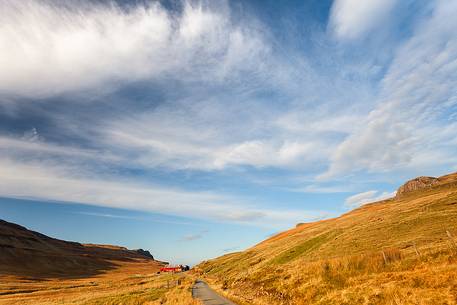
[159,276,201,305]
[197,174,457,305]
[0,260,200,305]
[0,217,202,304]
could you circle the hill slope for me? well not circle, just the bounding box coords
[0,219,161,278]
[197,172,457,305]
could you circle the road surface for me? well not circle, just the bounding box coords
[192,280,237,305]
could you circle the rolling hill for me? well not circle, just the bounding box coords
[0,219,161,278]
[197,172,457,305]
[0,220,200,305]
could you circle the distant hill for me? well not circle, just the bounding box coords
[197,172,457,305]
[0,219,162,278]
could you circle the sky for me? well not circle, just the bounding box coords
[0,0,456,265]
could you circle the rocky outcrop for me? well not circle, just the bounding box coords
[135,249,154,260]
[396,176,439,198]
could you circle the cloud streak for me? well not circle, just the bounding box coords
[329,0,398,40]
[0,0,456,231]
[345,190,396,208]
[0,154,325,228]
[0,0,265,98]
[322,0,457,180]
[181,230,208,241]
[73,211,198,226]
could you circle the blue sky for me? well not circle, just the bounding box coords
[0,0,456,265]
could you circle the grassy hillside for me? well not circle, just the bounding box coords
[0,219,162,278]
[196,173,457,305]
[0,219,200,305]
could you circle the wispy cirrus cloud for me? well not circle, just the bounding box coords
[73,211,198,226]
[0,154,326,228]
[321,0,457,180]
[0,0,370,175]
[181,234,203,241]
[105,108,329,171]
[0,0,456,232]
[345,190,396,208]
[181,230,208,241]
[0,0,266,98]
[329,0,398,40]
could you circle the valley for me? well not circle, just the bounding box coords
[2,173,457,305]
[0,219,199,305]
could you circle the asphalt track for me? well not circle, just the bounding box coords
[192,280,237,305]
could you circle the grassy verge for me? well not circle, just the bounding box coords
[200,246,457,305]
[0,269,201,305]
[83,273,201,305]
[159,276,201,305]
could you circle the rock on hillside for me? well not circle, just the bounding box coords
[396,172,457,198]
[396,176,439,198]
[135,249,154,259]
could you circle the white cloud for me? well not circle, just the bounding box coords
[0,0,374,175]
[290,184,354,194]
[182,234,203,241]
[0,157,240,220]
[1,0,456,229]
[181,230,208,241]
[213,140,315,169]
[0,0,265,98]
[0,154,325,228]
[73,212,143,221]
[345,190,396,208]
[329,0,398,40]
[0,126,333,227]
[22,128,41,142]
[103,99,332,171]
[322,0,457,179]
[0,134,117,162]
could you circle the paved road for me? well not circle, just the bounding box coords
[192,280,237,305]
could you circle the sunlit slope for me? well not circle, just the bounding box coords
[197,172,457,305]
[0,220,198,305]
[0,219,161,278]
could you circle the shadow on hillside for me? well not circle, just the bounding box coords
[0,219,156,280]
[0,244,150,280]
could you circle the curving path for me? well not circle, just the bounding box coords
[192,280,237,305]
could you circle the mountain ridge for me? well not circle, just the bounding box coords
[0,219,161,278]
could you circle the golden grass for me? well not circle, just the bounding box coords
[159,276,201,305]
[196,178,457,305]
[0,260,200,305]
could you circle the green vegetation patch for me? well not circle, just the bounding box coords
[203,251,257,275]
[271,231,334,265]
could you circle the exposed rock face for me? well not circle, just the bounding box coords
[135,249,154,260]
[396,176,439,198]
